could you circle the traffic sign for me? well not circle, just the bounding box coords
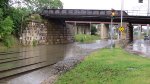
[119,26,125,32]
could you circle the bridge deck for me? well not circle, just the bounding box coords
[41,9,150,24]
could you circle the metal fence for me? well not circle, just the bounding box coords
[41,9,150,17]
[41,9,128,16]
[125,10,148,16]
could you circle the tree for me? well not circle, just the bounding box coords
[0,0,9,8]
[0,0,10,17]
[0,11,14,47]
[9,7,30,37]
[50,0,63,9]
[24,0,63,12]
[0,16,14,38]
[0,0,63,47]
[0,1,14,47]
[0,8,3,21]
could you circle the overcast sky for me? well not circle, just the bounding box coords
[61,0,148,10]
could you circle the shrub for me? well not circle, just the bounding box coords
[74,34,99,43]
[91,26,97,35]
[3,36,16,47]
[32,39,38,46]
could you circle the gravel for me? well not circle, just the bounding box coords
[41,55,86,84]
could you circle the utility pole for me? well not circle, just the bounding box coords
[120,0,124,39]
[147,0,150,36]
[121,0,124,27]
[110,9,115,49]
[148,0,150,16]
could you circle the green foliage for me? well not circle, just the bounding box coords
[9,8,30,37]
[0,16,13,38]
[133,31,138,35]
[27,14,42,21]
[0,8,3,20]
[24,0,63,12]
[91,25,97,35]
[56,48,150,84]
[3,36,16,47]
[50,0,63,9]
[32,39,38,46]
[0,0,9,10]
[74,34,99,43]
[0,0,63,47]
[0,6,14,47]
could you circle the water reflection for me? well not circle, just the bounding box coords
[132,40,150,56]
[0,45,67,79]
[0,40,110,84]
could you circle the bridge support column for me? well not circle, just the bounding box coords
[74,22,77,35]
[127,23,133,43]
[100,23,109,39]
[147,24,150,36]
[47,20,74,44]
[75,24,91,35]
[138,25,142,39]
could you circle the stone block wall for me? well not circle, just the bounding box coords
[21,19,74,45]
[47,20,74,45]
[21,20,47,45]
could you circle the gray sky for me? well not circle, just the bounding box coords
[61,0,148,15]
[61,0,149,15]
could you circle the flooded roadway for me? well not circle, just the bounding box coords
[128,40,150,57]
[0,40,110,84]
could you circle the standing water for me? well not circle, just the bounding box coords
[0,40,110,84]
[131,40,150,57]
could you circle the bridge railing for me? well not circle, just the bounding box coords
[125,10,148,16]
[41,9,128,16]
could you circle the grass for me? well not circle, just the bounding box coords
[74,34,99,43]
[0,42,8,51]
[56,48,150,84]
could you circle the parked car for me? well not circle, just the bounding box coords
[144,36,150,40]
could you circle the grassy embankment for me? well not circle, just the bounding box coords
[74,34,99,43]
[0,36,19,51]
[56,48,150,84]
